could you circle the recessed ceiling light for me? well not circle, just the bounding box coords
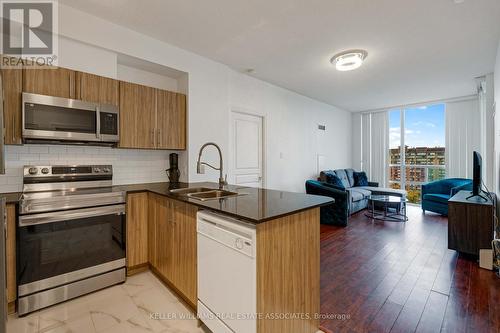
[330,50,368,72]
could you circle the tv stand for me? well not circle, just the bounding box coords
[448,190,495,256]
[466,191,489,202]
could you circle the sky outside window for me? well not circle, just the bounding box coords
[389,104,445,148]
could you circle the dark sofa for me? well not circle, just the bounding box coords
[306,168,406,226]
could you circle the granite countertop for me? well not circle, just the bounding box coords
[1,182,333,224]
[117,182,333,224]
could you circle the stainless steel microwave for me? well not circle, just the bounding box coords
[22,93,119,145]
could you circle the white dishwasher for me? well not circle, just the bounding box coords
[197,211,256,333]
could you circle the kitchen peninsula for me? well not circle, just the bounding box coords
[123,181,331,333]
[1,181,332,333]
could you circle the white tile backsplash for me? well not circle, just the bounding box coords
[0,144,187,193]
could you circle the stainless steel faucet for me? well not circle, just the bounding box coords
[196,142,227,189]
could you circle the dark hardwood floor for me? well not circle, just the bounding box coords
[319,205,499,333]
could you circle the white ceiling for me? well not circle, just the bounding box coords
[60,0,500,111]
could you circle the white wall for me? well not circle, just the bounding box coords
[117,64,179,92]
[1,4,352,193]
[59,36,117,77]
[229,72,352,192]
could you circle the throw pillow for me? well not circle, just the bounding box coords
[354,171,368,186]
[324,172,345,189]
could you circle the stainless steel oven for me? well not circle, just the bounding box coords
[22,93,119,145]
[17,165,126,315]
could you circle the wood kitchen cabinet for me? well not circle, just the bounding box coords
[23,67,77,99]
[155,198,174,282]
[75,72,119,106]
[119,82,187,150]
[2,59,186,149]
[156,89,187,150]
[147,194,159,268]
[119,81,156,149]
[6,204,16,313]
[148,193,172,269]
[170,199,197,305]
[126,192,149,274]
[1,64,23,144]
[148,193,174,279]
[148,194,197,308]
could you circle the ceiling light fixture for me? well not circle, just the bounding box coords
[330,50,368,71]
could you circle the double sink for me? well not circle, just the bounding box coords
[170,187,244,201]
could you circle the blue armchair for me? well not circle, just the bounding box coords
[421,178,472,216]
[305,180,348,226]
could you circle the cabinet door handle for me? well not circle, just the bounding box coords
[157,128,161,148]
[151,129,155,147]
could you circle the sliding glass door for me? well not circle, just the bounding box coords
[388,104,446,204]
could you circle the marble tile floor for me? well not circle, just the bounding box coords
[7,271,211,333]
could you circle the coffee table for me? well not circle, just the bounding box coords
[365,195,408,222]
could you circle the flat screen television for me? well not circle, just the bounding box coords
[472,151,482,196]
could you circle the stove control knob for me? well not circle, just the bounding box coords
[41,168,50,174]
[28,167,38,175]
[93,167,101,173]
[103,167,110,173]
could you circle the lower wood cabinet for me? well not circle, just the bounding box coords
[148,193,171,274]
[6,204,16,313]
[169,199,197,305]
[126,193,149,271]
[148,194,197,307]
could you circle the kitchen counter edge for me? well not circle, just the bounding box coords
[1,182,333,224]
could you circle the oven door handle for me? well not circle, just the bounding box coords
[18,204,126,227]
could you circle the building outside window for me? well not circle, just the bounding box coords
[389,104,446,204]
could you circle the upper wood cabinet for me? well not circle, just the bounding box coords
[119,82,187,150]
[126,192,149,270]
[156,89,186,150]
[75,72,119,106]
[23,67,76,99]
[119,81,156,149]
[2,61,186,149]
[1,65,23,144]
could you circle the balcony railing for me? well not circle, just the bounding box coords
[388,164,446,184]
[388,164,446,204]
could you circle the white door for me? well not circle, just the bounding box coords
[230,111,263,187]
